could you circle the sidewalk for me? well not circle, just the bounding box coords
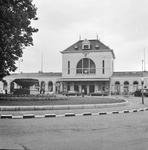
[0,96,148,118]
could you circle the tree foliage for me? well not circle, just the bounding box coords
[0,0,38,79]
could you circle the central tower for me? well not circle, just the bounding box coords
[60,38,115,94]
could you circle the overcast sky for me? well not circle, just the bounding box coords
[16,0,148,73]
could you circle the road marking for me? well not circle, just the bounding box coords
[1,107,148,119]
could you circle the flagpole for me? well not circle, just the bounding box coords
[144,47,146,71]
[41,50,43,73]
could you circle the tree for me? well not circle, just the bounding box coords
[0,0,38,79]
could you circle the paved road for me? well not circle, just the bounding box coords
[1,111,148,150]
[1,96,148,150]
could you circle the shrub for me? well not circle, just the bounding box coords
[0,94,68,101]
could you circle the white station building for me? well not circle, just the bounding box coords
[1,38,148,95]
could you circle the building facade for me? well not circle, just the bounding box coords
[61,39,115,94]
[0,38,148,95]
[0,72,62,94]
[111,71,148,95]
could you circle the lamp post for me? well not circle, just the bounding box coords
[141,60,144,104]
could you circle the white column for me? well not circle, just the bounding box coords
[53,83,56,93]
[45,82,48,92]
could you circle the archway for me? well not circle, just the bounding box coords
[55,82,61,94]
[48,81,53,92]
[124,81,129,94]
[40,81,45,94]
[10,82,14,94]
[133,81,138,92]
[3,80,8,94]
[115,81,120,94]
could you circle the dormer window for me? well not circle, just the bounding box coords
[74,45,78,50]
[95,44,99,49]
[82,39,90,50]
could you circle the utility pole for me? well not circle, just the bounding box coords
[142,60,144,104]
[144,47,146,71]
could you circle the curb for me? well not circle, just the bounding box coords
[1,107,148,119]
[0,101,128,111]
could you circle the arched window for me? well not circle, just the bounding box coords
[115,81,120,85]
[115,81,120,94]
[124,81,129,93]
[55,82,61,93]
[124,81,129,85]
[41,81,45,90]
[133,81,138,91]
[48,81,53,92]
[3,81,8,93]
[76,58,96,74]
[3,81,7,90]
[133,81,138,84]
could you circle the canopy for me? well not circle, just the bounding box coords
[13,78,39,88]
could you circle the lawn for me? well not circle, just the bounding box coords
[0,96,125,106]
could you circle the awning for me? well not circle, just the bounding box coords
[60,78,109,82]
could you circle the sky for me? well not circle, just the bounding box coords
[16,0,148,73]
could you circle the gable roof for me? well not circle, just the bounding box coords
[61,39,115,59]
[62,39,110,52]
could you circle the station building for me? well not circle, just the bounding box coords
[1,38,148,95]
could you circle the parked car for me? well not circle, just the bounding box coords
[63,91,81,96]
[134,89,148,97]
[90,91,108,96]
[134,89,142,97]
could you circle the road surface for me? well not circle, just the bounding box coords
[1,109,148,150]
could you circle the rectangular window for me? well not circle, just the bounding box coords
[76,68,82,74]
[102,60,105,74]
[67,85,70,91]
[68,61,70,74]
[83,45,89,49]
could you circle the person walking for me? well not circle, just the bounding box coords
[82,89,85,97]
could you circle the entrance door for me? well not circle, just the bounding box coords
[82,85,87,94]
[74,84,79,92]
[89,85,94,93]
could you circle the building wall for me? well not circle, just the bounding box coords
[1,73,148,94]
[1,76,62,94]
[62,51,114,79]
[111,76,148,94]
